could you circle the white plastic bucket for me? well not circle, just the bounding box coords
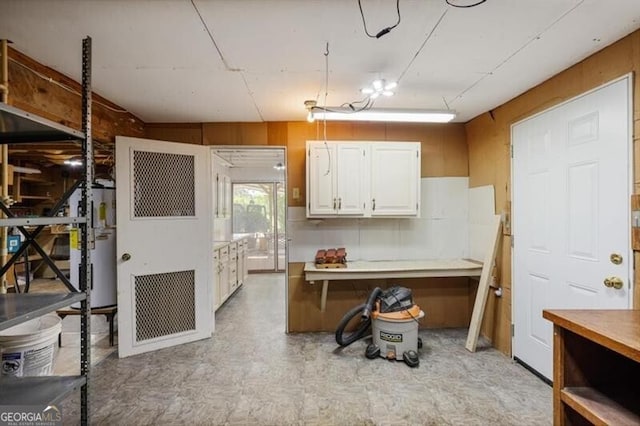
[0,314,61,378]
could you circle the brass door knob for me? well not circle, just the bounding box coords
[610,253,623,265]
[603,277,624,290]
[121,253,132,261]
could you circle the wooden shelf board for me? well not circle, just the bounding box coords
[19,195,53,200]
[561,387,640,426]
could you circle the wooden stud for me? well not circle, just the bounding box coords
[465,214,502,352]
[631,194,640,251]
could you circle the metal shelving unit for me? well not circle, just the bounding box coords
[0,37,93,425]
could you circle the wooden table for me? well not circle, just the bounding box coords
[543,309,640,425]
[56,306,118,347]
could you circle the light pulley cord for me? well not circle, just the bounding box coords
[357,0,401,39]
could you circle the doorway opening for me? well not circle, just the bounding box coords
[232,182,285,272]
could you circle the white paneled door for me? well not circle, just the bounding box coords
[512,76,632,380]
[116,136,212,358]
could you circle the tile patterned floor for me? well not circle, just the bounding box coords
[60,274,551,425]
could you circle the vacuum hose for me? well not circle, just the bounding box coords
[335,287,383,347]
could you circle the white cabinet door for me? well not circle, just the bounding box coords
[336,144,368,215]
[219,246,230,302]
[213,250,220,311]
[224,174,232,218]
[307,142,367,216]
[212,153,231,219]
[307,143,337,216]
[242,238,249,280]
[237,241,245,286]
[229,242,238,292]
[370,143,420,216]
[216,174,228,218]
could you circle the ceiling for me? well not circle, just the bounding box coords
[1,0,640,126]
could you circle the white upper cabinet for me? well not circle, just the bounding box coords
[306,140,420,218]
[307,142,368,217]
[370,142,420,216]
[212,153,231,218]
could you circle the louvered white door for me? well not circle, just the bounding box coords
[512,76,632,379]
[116,136,212,358]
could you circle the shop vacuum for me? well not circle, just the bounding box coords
[335,286,424,367]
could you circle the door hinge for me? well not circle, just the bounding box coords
[363,149,366,157]
[511,236,514,247]
[308,149,310,157]
[511,324,515,337]
[416,150,419,158]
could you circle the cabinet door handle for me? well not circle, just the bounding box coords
[338,198,342,210]
[333,198,337,210]
[372,198,376,211]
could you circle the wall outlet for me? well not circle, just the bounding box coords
[293,187,300,199]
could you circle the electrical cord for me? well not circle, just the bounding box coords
[445,0,487,8]
[357,0,401,39]
[389,291,421,324]
[322,43,330,176]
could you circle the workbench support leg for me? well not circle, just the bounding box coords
[320,280,329,312]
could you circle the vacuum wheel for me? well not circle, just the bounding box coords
[365,344,380,359]
[403,350,419,368]
[418,337,423,349]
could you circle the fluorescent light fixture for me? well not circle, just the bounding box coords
[310,108,456,123]
[64,159,83,167]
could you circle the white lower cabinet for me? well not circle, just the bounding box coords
[214,238,248,311]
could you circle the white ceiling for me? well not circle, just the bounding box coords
[1,0,639,124]
[214,147,285,168]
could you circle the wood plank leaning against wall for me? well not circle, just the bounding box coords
[7,47,145,142]
[465,28,640,355]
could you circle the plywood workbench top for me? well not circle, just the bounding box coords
[304,259,483,278]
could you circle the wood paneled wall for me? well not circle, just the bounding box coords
[465,29,640,355]
[148,120,469,209]
[7,47,145,142]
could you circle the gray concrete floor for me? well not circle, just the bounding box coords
[60,274,552,425]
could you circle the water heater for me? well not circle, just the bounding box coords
[70,183,117,308]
